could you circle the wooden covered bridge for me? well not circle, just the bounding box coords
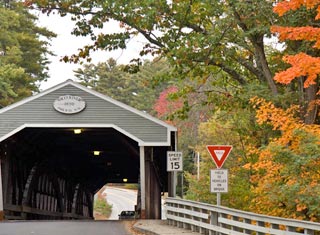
[0,80,177,220]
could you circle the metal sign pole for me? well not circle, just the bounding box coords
[197,152,200,180]
[217,192,221,206]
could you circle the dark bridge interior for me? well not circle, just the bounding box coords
[0,127,168,220]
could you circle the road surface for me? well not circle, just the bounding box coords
[103,187,137,220]
[103,186,166,220]
[0,221,134,235]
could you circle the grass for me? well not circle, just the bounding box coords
[94,186,112,219]
[94,197,112,217]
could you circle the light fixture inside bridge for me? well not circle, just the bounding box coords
[93,150,100,156]
[73,129,82,134]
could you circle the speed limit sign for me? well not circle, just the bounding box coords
[167,151,183,172]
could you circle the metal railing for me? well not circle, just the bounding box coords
[165,197,320,235]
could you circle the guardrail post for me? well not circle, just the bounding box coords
[183,204,190,230]
[210,210,218,235]
[178,203,183,228]
[191,206,196,232]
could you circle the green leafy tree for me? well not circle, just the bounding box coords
[0,0,55,106]
[75,58,170,114]
[26,0,280,95]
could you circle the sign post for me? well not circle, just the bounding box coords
[206,145,232,206]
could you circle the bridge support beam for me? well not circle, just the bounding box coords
[140,146,163,219]
[145,147,162,219]
[0,159,3,220]
[139,146,146,219]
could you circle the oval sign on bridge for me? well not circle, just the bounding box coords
[53,95,86,114]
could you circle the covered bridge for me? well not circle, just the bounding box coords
[0,80,177,220]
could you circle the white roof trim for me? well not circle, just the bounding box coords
[0,79,177,132]
[0,123,172,147]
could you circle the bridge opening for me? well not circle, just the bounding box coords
[0,127,143,220]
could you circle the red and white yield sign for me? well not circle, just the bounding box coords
[206,145,233,169]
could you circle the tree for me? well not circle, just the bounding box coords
[271,0,320,124]
[25,0,280,97]
[247,97,320,221]
[75,58,170,114]
[154,86,183,120]
[244,0,320,220]
[0,0,55,107]
[184,105,269,210]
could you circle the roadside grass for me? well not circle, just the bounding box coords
[94,198,112,217]
[123,184,138,190]
[94,186,112,219]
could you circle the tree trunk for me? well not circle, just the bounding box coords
[253,37,278,95]
[303,84,318,124]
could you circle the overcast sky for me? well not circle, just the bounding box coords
[35,12,148,90]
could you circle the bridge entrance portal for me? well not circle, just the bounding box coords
[0,80,177,220]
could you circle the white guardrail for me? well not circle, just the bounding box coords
[165,197,320,235]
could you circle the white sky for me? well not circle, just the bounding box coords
[35,12,149,90]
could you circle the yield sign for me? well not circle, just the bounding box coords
[206,145,233,169]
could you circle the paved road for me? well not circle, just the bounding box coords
[103,186,166,220]
[0,221,133,235]
[103,187,137,220]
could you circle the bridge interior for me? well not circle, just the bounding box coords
[0,127,168,220]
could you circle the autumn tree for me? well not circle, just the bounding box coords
[271,0,320,124]
[247,98,320,221]
[0,0,55,107]
[245,0,320,221]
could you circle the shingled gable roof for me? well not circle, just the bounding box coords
[0,80,176,146]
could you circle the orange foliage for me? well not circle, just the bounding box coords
[248,97,320,220]
[248,1,320,220]
[273,0,320,19]
[251,97,320,145]
[271,26,320,48]
[273,53,320,88]
[272,0,320,110]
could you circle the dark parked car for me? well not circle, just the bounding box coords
[118,210,136,220]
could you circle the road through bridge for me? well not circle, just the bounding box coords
[0,80,177,220]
